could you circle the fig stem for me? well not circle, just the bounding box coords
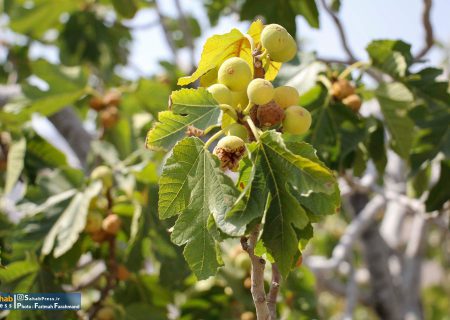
[338,60,370,80]
[244,33,255,52]
[245,116,261,142]
[243,101,255,115]
[256,49,268,60]
[219,104,238,120]
[204,129,224,149]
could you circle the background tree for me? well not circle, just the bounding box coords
[0,1,449,320]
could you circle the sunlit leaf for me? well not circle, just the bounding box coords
[159,137,240,279]
[146,88,221,151]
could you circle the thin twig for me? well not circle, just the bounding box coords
[319,0,356,61]
[174,0,195,69]
[267,263,280,319]
[305,195,386,272]
[241,224,270,320]
[415,0,434,60]
[154,0,178,61]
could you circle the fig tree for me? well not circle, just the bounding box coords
[207,83,232,105]
[218,57,252,91]
[247,78,274,105]
[274,85,299,109]
[282,106,312,135]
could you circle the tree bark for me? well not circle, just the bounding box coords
[351,192,402,320]
[241,225,270,320]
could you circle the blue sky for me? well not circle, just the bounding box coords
[125,0,450,78]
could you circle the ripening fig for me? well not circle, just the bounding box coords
[225,123,249,141]
[99,105,119,128]
[85,211,103,233]
[231,90,249,111]
[103,90,121,106]
[273,86,299,109]
[218,57,252,91]
[213,135,246,171]
[247,78,274,105]
[102,214,122,235]
[282,106,312,135]
[207,84,232,105]
[89,96,105,111]
[331,78,355,100]
[117,264,131,281]
[261,24,297,63]
[261,24,291,54]
[91,166,113,189]
[96,306,116,320]
[342,94,362,112]
[256,101,285,128]
[268,38,297,63]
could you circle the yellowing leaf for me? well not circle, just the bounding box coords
[177,29,253,86]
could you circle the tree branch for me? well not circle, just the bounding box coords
[315,273,372,306]
[87,189,118,319]
[415,0,434,60]
[319,0,356,61]
[305,194,386,272]
[241,224,270,320]
[48,107,92,168]
[402,214,427,319]
[267,263,280,319]
[361,221,402,320]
